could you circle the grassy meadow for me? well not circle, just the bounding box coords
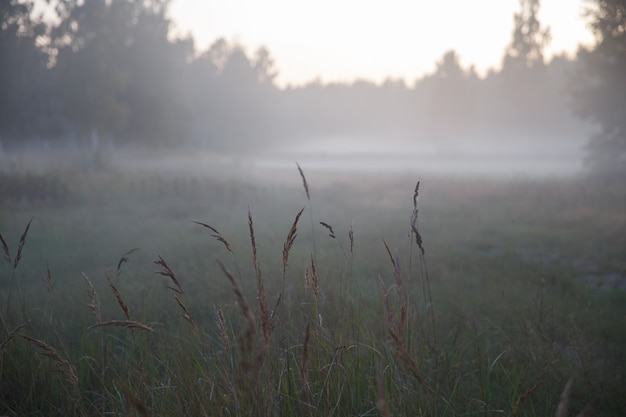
[0,151,625,416]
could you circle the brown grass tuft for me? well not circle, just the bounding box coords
[21,334,79,387]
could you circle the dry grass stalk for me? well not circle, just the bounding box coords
[107,274,131,321]
[217,260,256,368]
[389,328,423,384]
[398,303,407,341]
[296,162,310,201]
[410,182,425,255]
[21,334,79,387]
[380,278,394,330]
[511,381,542,416]
[0,232,10,264]
[0,321,30,352]
[348,224,354,255]
[123,386,150,417]
[154,256,184,295]
[554,378,573,417]
[300,319,312,396]
[82,273,101,323]
[13,217,32,269]
[116,248,140,276]
[216,307,230,351]
[174,295,200,337]
[305,267,311,294]
[380,276,405,337]
[248,210,272,349]
[383,240,403,294]
[282,207,305,273]
[88,320,154,332]
[308,255,319,304]
[380,277,423,384]
[553,379,592,417]
[376,365,393,417]
[192,221,233,252]
[409,181,437,354]
[319,221,336,239]
[154,256,199,337]
[43,264,55,295]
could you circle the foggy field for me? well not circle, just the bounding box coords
[2,0,624,413]
[1,151,625,416]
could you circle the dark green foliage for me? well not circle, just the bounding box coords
[0,0,603,171]
[571,0,626,177]
[0,1,58,142]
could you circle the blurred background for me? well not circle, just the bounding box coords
[1,0,624,179]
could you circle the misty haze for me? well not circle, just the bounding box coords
[1,0,625,416]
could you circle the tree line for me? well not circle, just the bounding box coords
[1,0,624,175]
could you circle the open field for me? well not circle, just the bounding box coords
[1,151,625,416]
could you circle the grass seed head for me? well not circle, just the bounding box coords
[0,232,10,264]
[283,207,304,272]
[116,247,140,276]
[192,221,233,252]
[13,217,33,269]
[107,274,131,321]
[82,273,101,323]
[319,221,336,238]
[21,334,79,387]
[296,162,310,201]
[154,256,184,294]
[88,320,154,333]
[216,307,231,351]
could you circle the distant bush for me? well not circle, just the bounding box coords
[0,173,71,208]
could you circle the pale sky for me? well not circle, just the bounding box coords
[168,0,595,87]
